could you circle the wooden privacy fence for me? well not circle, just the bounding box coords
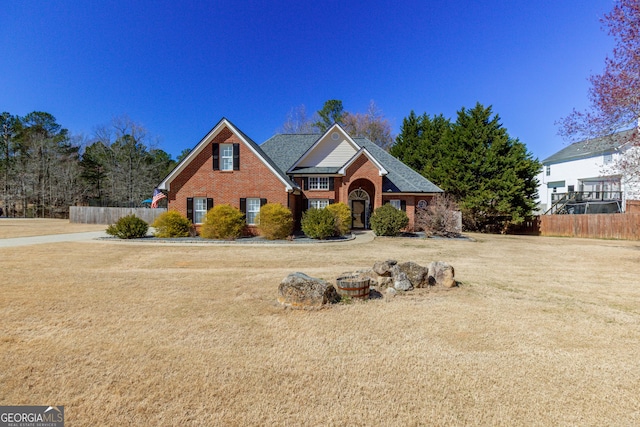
[69,207,167,224]
[540,213,640,240]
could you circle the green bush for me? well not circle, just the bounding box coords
[151,210,192,238]
[301,207,336,239]
[370,203,409,236]
[200,204,245,240]
[257,203,294,240]
[106,214,149,239]
[326,202,352,236]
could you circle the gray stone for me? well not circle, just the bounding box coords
[393,271,413,291]
[376,276,394,288]
[385,287,397,298]
[373,259,398,276]
[428,261,456,288]
[278,272,340,308]
[396,261,429,288]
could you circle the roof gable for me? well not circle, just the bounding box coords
[288,124,360,171]
[339,147,388,176]
[158,118,297,191]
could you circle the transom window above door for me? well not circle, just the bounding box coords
[308,177,330,190]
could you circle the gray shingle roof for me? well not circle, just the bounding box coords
[260,134,442,194]
[543,128,636,164]
[355,138,443,193]
[260,134,318,173]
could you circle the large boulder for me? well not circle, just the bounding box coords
[393,271,413,291]
[428,261,456,288]
[395,261,429,288]
[373,259,397,276]
[278,272,340,308]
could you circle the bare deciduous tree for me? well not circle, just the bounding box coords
[342,100,394,150]
[558,0,640,138]
[415,195,462,237]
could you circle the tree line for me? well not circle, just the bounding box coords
[0,103,542,232]
[0,112,175,218]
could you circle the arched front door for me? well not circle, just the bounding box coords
[349,188,370,229]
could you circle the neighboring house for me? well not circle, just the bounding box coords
[157,118,442,232]
[537,128,639,214]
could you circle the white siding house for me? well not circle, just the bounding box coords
[537,128,638,214]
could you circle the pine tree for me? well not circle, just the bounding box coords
[393,103,540,232]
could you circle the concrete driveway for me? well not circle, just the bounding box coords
[0,231,109,248]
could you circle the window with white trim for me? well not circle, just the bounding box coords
[603,153,613,164]
[221,144,233,171]
[246,198,261,225]
[194,197,208,224]
[309,199,330,209]
[389,200,402,210]
[308,177,330,190]
[545,165,551,176]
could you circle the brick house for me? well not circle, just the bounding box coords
[157,118,442,232]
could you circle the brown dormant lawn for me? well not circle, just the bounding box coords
[1,220,639,425]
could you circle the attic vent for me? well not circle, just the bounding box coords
[331,132,339,140]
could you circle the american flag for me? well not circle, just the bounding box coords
[151,188,166,208]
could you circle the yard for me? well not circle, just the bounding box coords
[1,220,639,425]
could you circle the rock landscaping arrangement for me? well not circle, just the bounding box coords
[278,259,456,309]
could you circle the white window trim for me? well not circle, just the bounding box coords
[545,165,551,176]
[221,143,233,171]
[194,197,208,224]
[308,177,330,190]
[309,199,330,209]
[246,198,261,225]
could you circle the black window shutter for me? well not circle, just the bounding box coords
[233,143,240,170]
[302,198,308,213]
[400,200,407,211]
[329,199,335,204]
[240,198,247,214]
[207,198,213,211]
[212,143,219,170]
[186,198,194,222]
[303,177,308,190]
[329,178,334,191]
[260,198,267,207]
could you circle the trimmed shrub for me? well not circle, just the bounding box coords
[301,207,336,239]
[106,214,149,239]
[200,204,245,240]
[326,202,352,236]
[257,203,294,240]
[370,203,409,236]
[151,210,192,238]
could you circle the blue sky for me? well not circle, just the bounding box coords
[2,1,614,160]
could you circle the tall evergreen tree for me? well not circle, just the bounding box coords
[314,100,345,132]
[393,103,540,232]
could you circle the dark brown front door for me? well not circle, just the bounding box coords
[352,200,366,228]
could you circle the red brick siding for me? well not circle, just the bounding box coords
[342,154,383,208]
[167,126,289,230]
[382,195,416,231]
